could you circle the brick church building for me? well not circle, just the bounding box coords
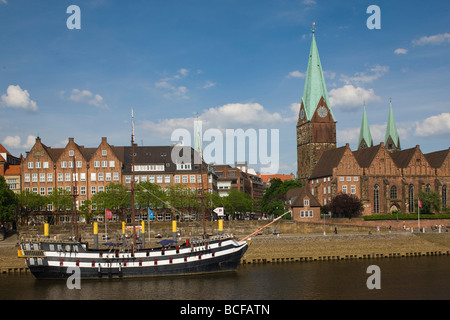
[295,25,449,217]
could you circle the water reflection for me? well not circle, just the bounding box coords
[1,256,449,300]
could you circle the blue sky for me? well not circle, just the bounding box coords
[1,0,449,175]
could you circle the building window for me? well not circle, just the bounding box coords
[408,184,414,213]
[25,174,30,182]
[342,185,347,194]
[40,173,45,182]
[91,186,96,195]
[76,161,82,168]
[94,161,100,168]
[351,185,356,194]
[47,173,53,182]
[32,174,38,182]
[36,162,41,169]
[28,162,33,169]
[304,199,309,207]
[157,175,163,183]
[113,172,119,181]
[80,187,86,195]
[190,175,196,183]
[65,173,71,182]
[182,175,188,183]
[426,184,431,193]
[442,185,447,208]
[61,161,67,168]
[43,162,49,169]
[40,187,45,196]
[175,175,180,183]
[98,173,104,181]
[339,177,344,182]
[390,186,397,199]
[109,161,115,168]
[374,184,380,213]
[106,172,111,181]
[58,173,63,182]
[102,150,107,156]
[164,175,170,183]
[69,150,74,156]
[102,161,107,168]
[91,173,96,181]
[149,175,155,183]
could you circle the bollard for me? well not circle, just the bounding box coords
[218,219,223,235]
[93,222,98,249]
[44,223,49,239]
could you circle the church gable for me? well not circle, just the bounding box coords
[334,144,362,177]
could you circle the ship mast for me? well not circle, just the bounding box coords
[131,108,137,252]
[72,155,79,241]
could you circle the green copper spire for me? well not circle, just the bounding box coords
[358,105,373,149]
[301,23,335,121]
[384,100,400,152]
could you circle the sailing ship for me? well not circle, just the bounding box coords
[18,110,285,280]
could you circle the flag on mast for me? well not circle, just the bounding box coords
[418,199,422,208]
[105,209,112,220]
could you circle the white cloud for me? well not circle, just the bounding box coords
[23,135,36,149]
[414,113,450,137]
[287,70,306,78]
[340,65,389,85]
[139,102,285,138]
[68,89,109,110]
[202,80,216,89]
[2,136,21,148]
[394,48,408,55]
[329,85,381,110]
[155,69,190,99]
[178,68,189,77]
[1,85,38,111]
[2,134,36,149]
[412,33,450,46]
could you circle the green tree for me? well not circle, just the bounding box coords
[47,188,72,211]
[0,176,17,223]
[260,178,303,217]
[91,183,130,221]
[135,181,167,209]
[327,193,363,218]
[417,191,441,214]
[222,189,253,218]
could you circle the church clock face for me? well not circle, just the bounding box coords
[317,105,328,118]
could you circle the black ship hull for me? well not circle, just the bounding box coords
[20,236,247,280]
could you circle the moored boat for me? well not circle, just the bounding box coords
[19,234,247,279]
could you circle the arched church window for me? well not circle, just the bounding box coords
[408,184,414,213]
[443,185,447,208]
[374,184,380,214]
[390,185,397,199]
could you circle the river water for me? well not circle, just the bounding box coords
[1,256,449,301]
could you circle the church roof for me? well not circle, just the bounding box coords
[301,25,335,121]
[389,146,417,168]
[384,102,400,148]
[353,144,381,168]
[358,106,373,149]
[309,145,347,179]
[424,148,450,168]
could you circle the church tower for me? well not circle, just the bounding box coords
[384,101,401,153]
[297,24,336,181]
[358,105,373,150]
